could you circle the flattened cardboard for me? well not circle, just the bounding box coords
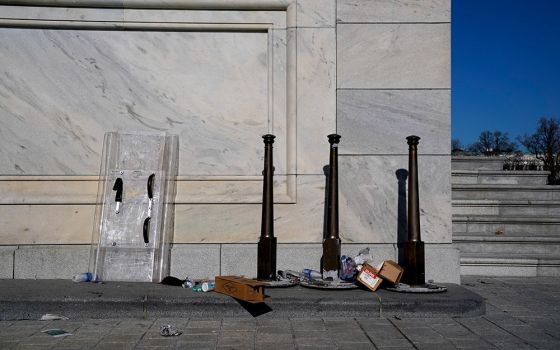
[214,276,268,304]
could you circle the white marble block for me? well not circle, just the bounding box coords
[337,23,450,89]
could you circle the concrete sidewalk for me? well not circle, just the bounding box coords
[1,277,559,349]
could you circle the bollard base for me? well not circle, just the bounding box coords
[257,237,277,281]
[322,238,341,279]
[403,241,425,286]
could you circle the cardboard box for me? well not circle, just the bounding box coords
[214,276,268,304]
[356,264,383,292]
[377,260,404,285]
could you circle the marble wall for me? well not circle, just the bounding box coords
[0,0,456,282]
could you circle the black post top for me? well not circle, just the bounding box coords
[406,135,420,146]
[328,134,341,144]
[262,134,276,144]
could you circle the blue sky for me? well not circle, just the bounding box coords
[452,0,560,148]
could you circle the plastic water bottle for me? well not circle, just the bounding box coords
[72,272,95,282]
[301,269,321,280]
[202,282,215,292]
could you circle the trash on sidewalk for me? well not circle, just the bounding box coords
[40,313,69,321]
[356,264,384,292]
[191,281,214,292]
[356,260,404,292]
[376,260,404,285]
[354,247,374,266]
[340,255,358,281]
[160,324,183,337]
[72,272,97,283]
[181,277,194,289]
[42,329,73,338]
[161,276,186,286]
[214,276,268,303]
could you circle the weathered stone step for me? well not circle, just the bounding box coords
[452,170,549,186]
[460,253,560,277]
[452,200,560,216]
[453,215,560,235]
[452,185,560,201]
[453,234,560,255]
[452,157,505,171]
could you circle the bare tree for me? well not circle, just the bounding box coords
[469,130,517,155]
[451,138,463,154]
[519,117,560,184]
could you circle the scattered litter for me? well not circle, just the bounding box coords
[202,281,215,292]
[214,276,268,303]
[277,270,300,282]
[72,272,96,283]
[160,324,182,337]
[301,269,321,280]
[182,278,194,289]
[191,284,203,292]
[161,276,185,286]
[354,247,374,266]
[394,315,402,320]
[42,329,73,338]
[40,314,69,321]
[356,264,384,291]
[340,255,358,281]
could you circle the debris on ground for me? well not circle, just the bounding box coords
[214,276,268,303]
[160,324,182,337]
[40,314,69,321]
[42,329,73,338]
[72,272,96,283]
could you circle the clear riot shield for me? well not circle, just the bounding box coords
[89,132,179,282]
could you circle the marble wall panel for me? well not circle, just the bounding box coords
[297,28,336,174]
[0,29,272,175]
[174,175,326,243]
[337,0,451,23]
[339,155,451,244]
[337,90,450,155]
[297,0,335,27]
[0,205,94,244]
[337,23,450,89]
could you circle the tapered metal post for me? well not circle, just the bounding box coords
[322,134,341,280]
[258,134,277,280]
[403,135,425,285]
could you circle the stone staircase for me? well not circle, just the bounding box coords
[452,156,560,276]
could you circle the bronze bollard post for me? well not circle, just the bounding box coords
[403,135,426,285]
[257,134,277,280]
[322,134,341,280]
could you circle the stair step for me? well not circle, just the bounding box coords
[452,170,548,185]
[452,199,560,216]
[453,215,560,235]
[452,184,560,201]
[460,253,560,277]
[452,157,506,171]
[453,234,560,255]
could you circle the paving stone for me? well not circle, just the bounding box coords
[336,343,375,350]
[291,319,326,331]
[186,320,221,329]
[183,328,219,335]
[255,342,296,350]
[176,342,215,350]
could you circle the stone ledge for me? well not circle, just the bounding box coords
[0,280,484,320]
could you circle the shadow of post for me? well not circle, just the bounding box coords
[396,169,408,266]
